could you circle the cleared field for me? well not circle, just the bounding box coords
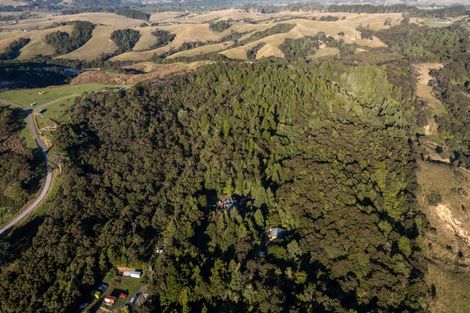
[0,83,118,108]
[417,161,470,313]
[414,63,445,136]
[149,11,183,23]
[112,23,223,62]
[3,12,143,31]
[221,13,400,60]
[168,42,231,59]
[60,26,118,61]
[312,47,340,59]
[0,25,74,58]
[256,44,284,59]
[19,25,74,60]
[133,27,159,51]
[71,62,208,85]
[0,11,404,62]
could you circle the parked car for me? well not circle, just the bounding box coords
[97,283,108,292]
[130,293,140,305]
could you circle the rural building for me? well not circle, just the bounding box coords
[123,270,142,278]
[269,227,287,241]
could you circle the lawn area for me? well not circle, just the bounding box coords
[0,83,121,108]
[114,277,143,307]
[0,83,122,145]
[99,270,143,310]
[427,264,470,313]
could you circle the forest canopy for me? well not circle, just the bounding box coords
[0,106,42,226]
[0,60,427,312]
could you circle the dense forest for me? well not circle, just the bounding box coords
[0,60,428,312]
[431,55,470,168]
[280,32,334,59]
[45,21,95,55]
[375,24,469,61]
[0,107,42,226]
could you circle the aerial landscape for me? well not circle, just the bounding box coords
[0,0,469,312]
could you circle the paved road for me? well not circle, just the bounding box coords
[0,112,52,236]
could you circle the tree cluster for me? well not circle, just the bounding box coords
[110,28,141,53]
[431,55,470,168]
[115,8,150,21]
[0,38,30,60]
[238,23,295,46]
[280,32,334,59]
[375,24,469,61]
[0,106,42,225]
[45,21,95,55]
[150,29,175,49]
[209,20,232,32]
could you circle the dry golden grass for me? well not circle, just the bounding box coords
[168,42,230,59]
[18,25,74,59]
[172,9,265,24]
[220,13,401,60]
[0,11,404,62]
[312,47,339,59]
[417,160,470,313]
[4,12,143,31]
[149,11,183,23]
[417,161,470,264]
[427,263,470,313]
[414,63,444,111]
[0,25,73,58]
[0,32,28,52]
[112,23,223,62]
[71,61,209,85]
[59,26,118,61]
[221,41,258,60]
[256,44,284,59]
[133,27,159,51]
[413,63,445,136]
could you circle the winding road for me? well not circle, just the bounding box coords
[0,112,53,236]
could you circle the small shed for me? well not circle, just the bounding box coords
[269,227,287,241]
[130,271,142,279]
[119,292,128,299]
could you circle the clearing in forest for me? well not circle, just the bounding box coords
[414,63,445,136]
[417,160,470,313]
